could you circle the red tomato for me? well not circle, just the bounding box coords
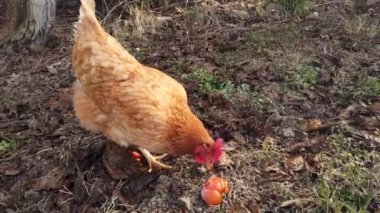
[201,188,222,206]
[204,176,229,194]
[201,176,229,206]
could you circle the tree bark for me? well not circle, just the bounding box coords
[0,0,56,51]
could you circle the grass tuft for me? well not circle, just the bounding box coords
[271,0,309,15]
[191,69,268,111]
[286,63,321,91]
[0,136,19,156]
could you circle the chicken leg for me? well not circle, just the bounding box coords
[138,148,172,171]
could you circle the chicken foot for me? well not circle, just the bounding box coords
[138,148,172,171]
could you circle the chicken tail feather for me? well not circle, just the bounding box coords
[74,0,104,39]
[79,0,96,19]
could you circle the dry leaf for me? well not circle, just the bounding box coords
[284,156,305,171]
[227,205,251,213]
[265,166,288,176]
[179,196,192,210]
[287,136,326,153]
[218,152,232,167]
[4,169,21,176]
[0,162,21,176]
[344,126,380,147]
[262,136,277,148]
[34,176,62,191]
[302,119,340,132]
[46,61,62,74]
[339,104,359,119]
[224,140,239,151]
[280,198,312,208]
[305,154,321,172]
[301,118,322,132]
[246,200,261,213]
[33,168,66,191]
[368,103,380,114]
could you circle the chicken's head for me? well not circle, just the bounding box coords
[193,138,224,169]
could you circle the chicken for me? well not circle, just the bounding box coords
[72,0,224,172]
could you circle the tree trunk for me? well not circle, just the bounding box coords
[0,0,56,51]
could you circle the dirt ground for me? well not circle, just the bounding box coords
[1,1,380,212]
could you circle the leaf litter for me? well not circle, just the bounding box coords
[1,1,380,212]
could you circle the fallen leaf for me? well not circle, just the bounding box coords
[305,154,321,170]
[224,140,239,151]
[4,169,21,176]
[231,132,247,144]
[230,9,250,20]
[45,87,72,110]
[34,176,62,191]
[227,204,251,213]
[353,115,379,131]
[121,172,161,204]
[368,103,380,114]
[0,162,21,176]
[339,104,359,119]
[264,166,288,177]
[280,198,312,208]
[246,200,261,213]
[344,126,380,148]
[284,156,305,171]
[301,119,322,132]
[287,136,326,153]
[46,61,62,74]
[33,167,66,191]
[217,152,232,167]
[301,118,339,132]
[179,196,192,210]
[261,136,277,148]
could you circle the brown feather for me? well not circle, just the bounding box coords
[72,0,214,157]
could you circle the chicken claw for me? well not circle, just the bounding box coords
[138,148,172,171]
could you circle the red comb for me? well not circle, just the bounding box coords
[211,138,224,163]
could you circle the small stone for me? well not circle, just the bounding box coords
[306,11,319,19]
[283,128,295,138]
[301,103,312,111]
[369,64,379,73]
[231,9,250,20]
[265,3,283,13]
[179,196,192,210]
[197,166,207,174]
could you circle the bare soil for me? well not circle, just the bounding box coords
[1,1,379,212]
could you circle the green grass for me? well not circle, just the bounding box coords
[247,27,298,55]
[191,69,268,111]
[169,60,185,73]
[339,76,380,105]
[313,133,378,212]
[271,0,309,15]
[286,63,321,91]
[360,76,380,98]
[192,69,235,96]
[316,179,373,213]
[0,136,19,156]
